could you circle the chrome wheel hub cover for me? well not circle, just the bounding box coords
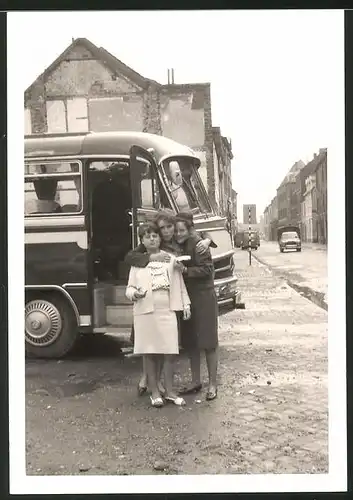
[25,300,62,346]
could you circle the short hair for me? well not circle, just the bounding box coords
[138,221,159,241]
[175,215,193,230]
[176,211,194,227]
[154,209,176,226]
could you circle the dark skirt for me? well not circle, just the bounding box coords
[181,287,218,351]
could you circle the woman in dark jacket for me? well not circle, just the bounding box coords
[175,213,219,401]
[124,210,216,395]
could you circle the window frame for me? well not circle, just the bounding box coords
[138,158,161,210]
[160,157,213,214]
[24,159,83,217]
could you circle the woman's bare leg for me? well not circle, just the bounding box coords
[145,355,160,399]
[156,356,165,394]
[179,349,202,394]
[205,347,218,392]
[190,349,202,387]
[139,356,148,389]
[163,355,178,398]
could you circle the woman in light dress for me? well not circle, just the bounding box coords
[125,221,191,407]
[125,209,216,396]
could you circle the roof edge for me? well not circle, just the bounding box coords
[25,37,158,96]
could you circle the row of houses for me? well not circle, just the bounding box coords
[263,148,327,244]
[24,37,237,219]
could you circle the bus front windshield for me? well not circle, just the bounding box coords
[162,158,212,214]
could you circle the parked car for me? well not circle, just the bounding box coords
[278,226,301,252]
[241,230,260,250]
[234,231,244,248]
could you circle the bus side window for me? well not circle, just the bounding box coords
[25,161,82,215]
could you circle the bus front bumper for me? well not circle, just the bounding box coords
[215,275,245,309]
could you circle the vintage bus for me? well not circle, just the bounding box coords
[25,131,243,358]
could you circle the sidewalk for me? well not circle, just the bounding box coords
[302,242,327,252]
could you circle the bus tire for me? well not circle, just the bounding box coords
[25,291,79,359]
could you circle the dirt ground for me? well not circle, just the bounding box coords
[26,250,328,475]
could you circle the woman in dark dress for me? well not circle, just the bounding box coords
[175,213,219,401]
[124,210,216,395]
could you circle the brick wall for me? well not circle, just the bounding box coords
[316,154,327,244]
[89,95,144,132]
[277,184,289,225]
[45,60,112,96]
[143,84,162,134]
[212,143,220,212]
[203,84,215,208]
[193,149,207,191]
[160,92,204,146]
[25,75,47,134]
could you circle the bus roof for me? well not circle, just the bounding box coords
[24,131,201,166]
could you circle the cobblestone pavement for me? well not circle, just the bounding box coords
[26,250,328,476]
[248,241,328,307]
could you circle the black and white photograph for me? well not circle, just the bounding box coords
[7,9,346,495]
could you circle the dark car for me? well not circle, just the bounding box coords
[234,231,244,248]
[278,226,301,252]
[241,230,260,250]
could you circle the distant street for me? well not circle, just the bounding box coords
[26,248,328,476]
[249,241,327,309]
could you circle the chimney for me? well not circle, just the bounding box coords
[167,69,170,85]
[171,68,175,84]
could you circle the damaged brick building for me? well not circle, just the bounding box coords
[24,37,235,215]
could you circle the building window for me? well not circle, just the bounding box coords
[67,98,89,133]
[46,98,89,134]
[46,100,66,133]
[25,161,82,215]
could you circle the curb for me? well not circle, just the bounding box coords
[252,254,328,312]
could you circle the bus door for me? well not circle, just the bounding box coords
[129,145,167,247]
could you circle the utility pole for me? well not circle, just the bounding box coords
[248,206,252,266]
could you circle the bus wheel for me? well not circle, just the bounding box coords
[25,293,78,359]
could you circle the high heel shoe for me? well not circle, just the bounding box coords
[150,395,164,407]
[164,395,186,406]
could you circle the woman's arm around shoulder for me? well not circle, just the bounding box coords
[184,240,214,278]
[124,245,150,269]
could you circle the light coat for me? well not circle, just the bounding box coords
[126,253,191,315]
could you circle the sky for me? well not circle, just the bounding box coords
[9,10,343,220]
